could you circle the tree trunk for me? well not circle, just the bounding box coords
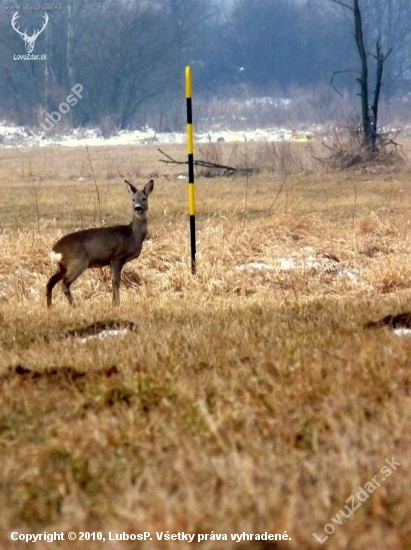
[371,39,384,142]
[352,0,376,151]
[45,15,50,111]
[67,1,74,125]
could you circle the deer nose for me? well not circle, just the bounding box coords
[134,205,144,212]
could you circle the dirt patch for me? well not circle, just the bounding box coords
[0,364,120,382]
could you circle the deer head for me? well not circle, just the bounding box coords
[11,11,49,54]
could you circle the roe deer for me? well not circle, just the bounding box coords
[46,179,154,307]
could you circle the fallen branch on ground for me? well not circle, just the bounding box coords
[158,149,256,177]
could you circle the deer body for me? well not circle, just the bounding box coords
[46,179,154,307]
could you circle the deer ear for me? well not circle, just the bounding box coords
[144,179,154,196]
[125,180,137,195]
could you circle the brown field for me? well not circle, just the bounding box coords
[1,141,411,549]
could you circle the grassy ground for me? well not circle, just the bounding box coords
[1,141,411,549]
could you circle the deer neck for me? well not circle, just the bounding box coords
[130,212,148,239]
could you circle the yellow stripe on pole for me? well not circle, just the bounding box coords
[189,182,195,216]
[186,66,192,99]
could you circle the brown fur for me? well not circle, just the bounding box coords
[46,179,154,307]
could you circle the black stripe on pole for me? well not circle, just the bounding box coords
[190,214,196,274]
[187,97,193,124]
[188,152,194,183]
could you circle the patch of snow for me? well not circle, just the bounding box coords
[236,257,358,281]
[0,121,318,150]
[0,123,26,138]
[236,262,275,271]
[336,269,359,281]
[393,328,411,336]
[277,258,296,271]
[243,97,291,108]
[79,328,129,344]
[303,256,321,270]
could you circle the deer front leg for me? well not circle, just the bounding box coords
[111,260,125,306]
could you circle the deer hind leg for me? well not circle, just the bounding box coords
[46,264,66,308]
[61,260,88,306]
[111,260,125,306]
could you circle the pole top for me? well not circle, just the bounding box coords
[185,66,192,99]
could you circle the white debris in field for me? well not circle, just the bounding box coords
[276,256,332,272]
[235,256,359,282]
[79,328,129,344]
[336,269,359,281]
[277,258,296,271]
[302,256,321,270]
[393,328,411,336]
[236,262,275,272]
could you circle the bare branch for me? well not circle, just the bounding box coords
[384,47,393,62]
[328,0,353,12]
[157,149,255,176]
[330,69,358,97]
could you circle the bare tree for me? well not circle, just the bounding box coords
[330,0,391,152]
[361,0,411,96]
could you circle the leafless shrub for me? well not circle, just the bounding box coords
[195,142,253,177]
[197,140,324,176]
[255,141,324,174]
[324,114,406,170]
[197,143,224,167]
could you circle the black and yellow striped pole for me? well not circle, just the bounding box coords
[186,66,196,275]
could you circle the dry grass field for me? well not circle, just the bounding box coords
[1,140,411,549]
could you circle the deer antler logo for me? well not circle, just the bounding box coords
[11,11,49,54]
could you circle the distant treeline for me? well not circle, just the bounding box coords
[0,0,410,130]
